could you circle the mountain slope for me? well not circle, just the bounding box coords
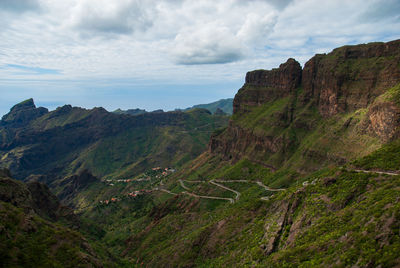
[0,169,117,267]
[112,40,400,266]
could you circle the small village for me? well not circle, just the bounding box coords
[99,167,176,205]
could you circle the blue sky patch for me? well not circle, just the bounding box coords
[5,64,61,75]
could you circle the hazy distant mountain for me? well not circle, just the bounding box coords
[113,108,147,116]
[114,98,234,116]
[183,98,233,114]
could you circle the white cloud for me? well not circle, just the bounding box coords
[172,23,244,65]
[68,0,154,35]
[168,0,278,64]
[237,12,277,45]
[0,0,399,113]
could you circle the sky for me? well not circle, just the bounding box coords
[0,0,399,116]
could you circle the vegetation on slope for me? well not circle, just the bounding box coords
[113,165,400,267]
[352,139,400,171]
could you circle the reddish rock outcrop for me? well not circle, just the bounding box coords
[233,58,302,114]
[365,102,400,142]
[302,40,400,117]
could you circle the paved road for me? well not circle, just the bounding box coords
[158,188,178,196]
[160,178,286,204]
[154,168,399,205]
[179,179,192,191]
[213,179,249,183]
[210,180,241,201]
[255,181,285,192]
[179,179,236,203]
[353,169,399,176]
[182,191,234,203]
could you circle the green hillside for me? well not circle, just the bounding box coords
[0,170,119,267]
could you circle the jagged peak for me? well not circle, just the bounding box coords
[10,98,36,111]
[234,58,302,114]
[1,98,48,125]
[244,58,302,87]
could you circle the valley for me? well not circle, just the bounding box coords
[1,39,400,267]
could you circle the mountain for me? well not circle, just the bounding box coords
[113,98,234,116]
[183,98,233,114]
[112,40,400,266]
[1,98,48,128]
[210,41,400,174]
[0,103,229,182]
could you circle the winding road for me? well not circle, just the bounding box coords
[182,191,234,203]
[210,180,241,201]
[154,168,399,204]
[166,178,285,203]
[353,169,399,176]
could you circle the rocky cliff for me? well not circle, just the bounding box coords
[302,40,400,117]
[210,39,400,171]
[233,58,302,114]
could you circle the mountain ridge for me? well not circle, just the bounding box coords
[0,102,229,182]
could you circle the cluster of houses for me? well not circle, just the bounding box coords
[99,197,119,205]
[127,189,152,197]
[104,178,135,185]
[99,189,154,205]
[99,167,177,203]
[152,167,176,173]
[153,167,176,179]
[102,167,176,186]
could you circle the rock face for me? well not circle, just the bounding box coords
[210,39,400,168]
[302,40,400,117]
[365,101,400,142]
[233,58,302,114]
[1,98,48,127]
